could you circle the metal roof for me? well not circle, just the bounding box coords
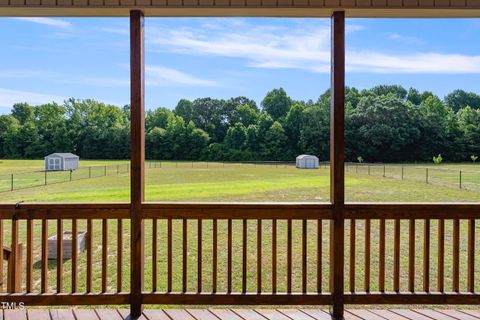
[45,153,79,159]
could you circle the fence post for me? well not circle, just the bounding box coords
[401,166,404,180]
[117,165,119,174]
[383,165,386,177]
[70,170,72,182]
[89,167,91,179]
[356,165,358,174]
[368,165,370,175]
[11,174,13,191]
[44,171,47,185]
[104,165,107,176]
[426,168,429,184]
[459,170,462,189]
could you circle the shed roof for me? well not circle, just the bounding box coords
[45,153,79,159]
[297,154,318,160]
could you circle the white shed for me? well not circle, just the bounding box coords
[44,153,79,171]
[296,154,319,169]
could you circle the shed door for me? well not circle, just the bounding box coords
[49,158,60,170]
[306,159,314,168]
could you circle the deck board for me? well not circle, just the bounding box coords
[299,309,331,320]
[413,309,458,320]
[461,310,480,319]
[0,308,479,320]
[369,310,410,320]
[232,309,267,320]
[277,309,316,320]
[49,309,75,320]
[255,309,291,320]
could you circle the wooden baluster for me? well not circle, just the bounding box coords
[227,219,232,294]
[212,219,217,293]
[152,219,157,292]
[57,219,63,293]
[0,219,3,292]
[41,219,48,293]
[272,219,277,294]
[423,219,430,292]
[302,219,307,294]
[242,219,247,294]
[182,219,187,293]
[257,219,262,294]
[117,219,122,293]
[408,219,415,293]
[349,219,355,293]
[86,219,92,293]
[72,219,78,293]
[468,219,475,293]
[287,219,292,293]
[438,219,444,292]
[394,219,400,293]
[453,219,460,293]
[10,216,19,293]
[198,219,202,293]
[167,218,172,293]
[102,219,108,293]
[379,219,385,292]
[317,219,322,293]
[364,219,370,293]
[26,219,33,293]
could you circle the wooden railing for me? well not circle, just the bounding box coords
[0,202,477,311]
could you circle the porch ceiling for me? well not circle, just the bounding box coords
[1,0,480,17]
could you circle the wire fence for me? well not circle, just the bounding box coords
[1,160,478,193]
[346,162,480,191]
[146,160,298,169]
[0,163,130,193]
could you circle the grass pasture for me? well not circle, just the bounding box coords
[0,160,478,297]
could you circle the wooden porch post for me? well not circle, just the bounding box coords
[330,10,345,320]
[130,9,145,318]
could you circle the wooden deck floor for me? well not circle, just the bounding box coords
[2,308,480,320]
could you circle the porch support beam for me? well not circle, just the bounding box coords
[330,10,345,320]
[130,9,145,318]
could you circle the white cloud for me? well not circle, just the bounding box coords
[387,33,425,45]
[147,20,480,74]
[12,18,72,29]
[0,88,65,109]
[146,65,219,87]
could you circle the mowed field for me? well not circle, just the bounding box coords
[0,160,478,297]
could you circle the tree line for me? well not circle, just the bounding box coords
[0,85,479,163]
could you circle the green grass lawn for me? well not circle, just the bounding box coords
[0,160,478,298]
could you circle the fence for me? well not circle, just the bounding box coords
[0,164,130,193]
[347,162,480,191]
[147,160,298,169]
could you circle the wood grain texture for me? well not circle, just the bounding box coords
[330,11,345,319]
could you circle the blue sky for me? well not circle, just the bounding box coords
[1,17,480,113]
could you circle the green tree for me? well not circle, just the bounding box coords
[263,121,288,160]
[174,99,193,124]
[261,88,292,120]
[457,106,480,157]
[224,123,247,150]
[445,89,480,112]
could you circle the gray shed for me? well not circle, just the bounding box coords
[44,153,79,171]
[296,154,319,169]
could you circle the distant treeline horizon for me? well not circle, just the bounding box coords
[0,85,479,163]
